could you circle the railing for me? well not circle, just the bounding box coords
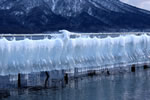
[0,32,149,37]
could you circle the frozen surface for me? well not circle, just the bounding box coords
[0,31,150,75]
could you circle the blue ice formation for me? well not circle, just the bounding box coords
[0,31,150,75]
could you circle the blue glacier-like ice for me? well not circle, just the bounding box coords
[0,31,150,76]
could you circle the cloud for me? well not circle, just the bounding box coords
[120,0,150,11]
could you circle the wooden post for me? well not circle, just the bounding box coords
[44,71,49,88]
[144,65,148,69]
[131,65,135,72]
[88,70,96,77]
[64,73,68,84]
[74,68,78,78]
[18,73,21,88]
[107,70,110,75]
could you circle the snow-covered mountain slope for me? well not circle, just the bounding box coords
[0,0,150,33]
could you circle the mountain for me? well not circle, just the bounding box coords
[0,0,150,33]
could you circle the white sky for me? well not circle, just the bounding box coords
[121,0,150,11]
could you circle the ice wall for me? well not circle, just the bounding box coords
[0,31,150,76]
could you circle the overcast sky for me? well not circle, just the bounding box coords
[121,0,150,11]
